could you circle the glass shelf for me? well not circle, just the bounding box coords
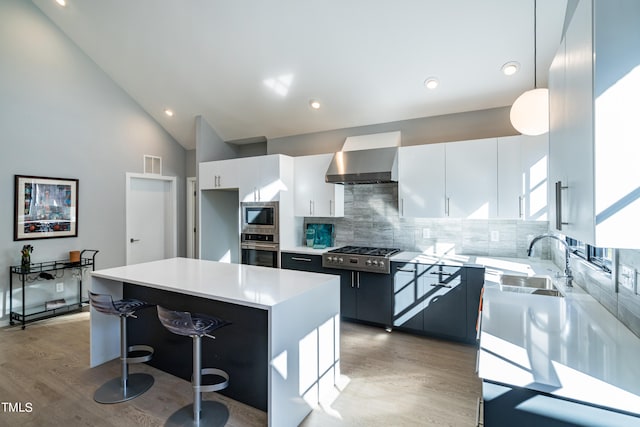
[10,257,93,275]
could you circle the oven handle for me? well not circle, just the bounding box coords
[241,243,279,251]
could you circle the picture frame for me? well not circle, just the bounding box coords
[14,175,79,241]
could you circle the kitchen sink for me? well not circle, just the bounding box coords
[499,274,563,297]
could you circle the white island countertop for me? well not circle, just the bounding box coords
[92,257,340,310]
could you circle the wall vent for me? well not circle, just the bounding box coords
[143,155,162,175]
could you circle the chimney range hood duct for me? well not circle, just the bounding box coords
[325,131,400,184]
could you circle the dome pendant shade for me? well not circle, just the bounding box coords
[510,88,549,136]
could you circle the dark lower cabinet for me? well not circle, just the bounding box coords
[393,263,423,331]
[392,261,484,343]
[483,381,640,426]
[281,253,481,337]
[355,271,393,326]
[280,252,393,327]
[422,265,467,340]
[336,270,357,319]
[327,269,392,326]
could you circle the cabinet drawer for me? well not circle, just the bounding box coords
[280,252,323,273]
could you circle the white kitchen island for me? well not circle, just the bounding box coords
[90,257,341,427]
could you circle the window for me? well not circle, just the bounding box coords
[565,237,612,273]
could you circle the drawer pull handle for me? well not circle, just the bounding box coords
[396,267,416,273]
[430,271,453,276]
[429,283,452,288]
[291,257,312,262]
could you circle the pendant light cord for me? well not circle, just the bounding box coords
[534,0,537,89]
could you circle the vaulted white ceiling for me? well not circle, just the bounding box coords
[32,0,567,150]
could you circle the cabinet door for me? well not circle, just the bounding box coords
[445,138,498,219]
[560,0,595,241]
[497,135,548,220]
[398,144,446,218]
[339,270,357,319]
[199,162,217,190]
[294,154,344,217]
[255,155,281,202]
[548,36,567,231]
[422,265,467,340]
[392,262,424,331]
[356,272,392,326]
[214,158,243,190]
[236,155,286,202]
[238,156,262,202]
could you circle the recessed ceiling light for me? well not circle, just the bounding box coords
[164,109,174,117]
[55,0,66,6]
[424,78,439,90]
[309,100,321,110]
[502,62,520,76]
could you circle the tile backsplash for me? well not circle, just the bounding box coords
[551,243,640,339]
[304,183,549,258]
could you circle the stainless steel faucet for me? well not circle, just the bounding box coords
[527,233,573,287]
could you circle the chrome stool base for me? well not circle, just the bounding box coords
[198,368,230,393]
[94,373,155,404]
[165,401,229,427]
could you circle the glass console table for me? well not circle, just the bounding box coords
[9,249,99,329]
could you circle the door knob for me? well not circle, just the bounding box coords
[130,238,140,243]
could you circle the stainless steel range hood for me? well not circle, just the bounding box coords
[325,132,400,184]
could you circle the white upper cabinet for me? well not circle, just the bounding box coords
[398,143,446,218]
[497,134,548,220]
[199,157,244,190]
[294,153,344,217]
[199,154,293,202]
[548,0,640,248]
[445,138,498,219]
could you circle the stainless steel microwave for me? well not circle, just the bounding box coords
[241,201,279,235]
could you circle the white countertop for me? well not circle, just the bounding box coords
[280,246,338,255]
[91,257,340,310]
[479,282,640,415]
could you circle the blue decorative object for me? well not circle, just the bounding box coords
[305,224,334,248]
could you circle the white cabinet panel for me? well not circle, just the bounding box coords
[398,143,445,218]
[445,138,497,219]
[198,158,243,190]
[294,154,344,217]
[548,0,640,248]
[497,135,548,220]
[199,154,292,203]
[241,155,284,202]
[561,0,594,242]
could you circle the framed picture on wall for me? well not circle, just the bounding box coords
[14,175,79,241]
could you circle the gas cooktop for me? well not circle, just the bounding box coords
[322,246,401,274]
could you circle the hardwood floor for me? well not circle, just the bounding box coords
[0,311,481,426]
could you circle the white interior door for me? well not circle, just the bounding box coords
[126,173,177,265]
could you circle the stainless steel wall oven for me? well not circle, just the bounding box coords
[241,233,279,268]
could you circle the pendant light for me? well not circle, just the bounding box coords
[510,0,549,136]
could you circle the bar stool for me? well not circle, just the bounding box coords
[157,305,230,426]
[89,291,155,404]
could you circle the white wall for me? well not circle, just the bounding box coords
[0,0,186,325]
